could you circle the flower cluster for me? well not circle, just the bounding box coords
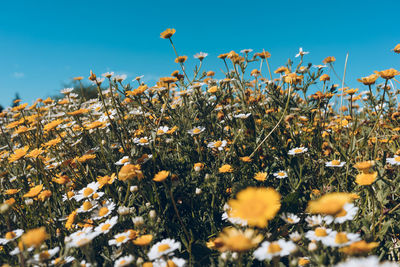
[0,29,399,266]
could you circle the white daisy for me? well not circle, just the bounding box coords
[240,49,253,54]
[133,137,150,146]
[102,72,114,78]
[289,231,302,242]
[67,230,99,248]
[233,113,251,119]
[33,246,60,262]
[114,255,135,267]
[325,160,346,167]
[295,47,309,58]
[305,215,325,227]
[386,156,400,166]
[280,213,300,224]
[60,88,74,94]
[92,200,116,220]
[51,256,75,266]
[147,238,181,260]
[187,126,205,136]
[156,126,170,135]
[194,52,208,60]
[108,232,131,247]
[77,200,98,213]
[74,182,100,201]
[0,229,24,245]
[322,231,360,247]
[273,171,288,179]
[253,240,296,261]
[288,147,308,155]
[324,203,358,224]
[115,156,131,166]
[207,140,227,151]
[305,227,332,242]
[94,216,118,235]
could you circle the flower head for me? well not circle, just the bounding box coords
[228,187,281,227]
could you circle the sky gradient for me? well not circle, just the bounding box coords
[0,0,399,108]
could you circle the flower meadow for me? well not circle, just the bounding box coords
[1,29,400,267]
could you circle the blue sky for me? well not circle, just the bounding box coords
[0,0,399,108]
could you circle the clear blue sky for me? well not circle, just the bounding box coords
[0,0,399,108]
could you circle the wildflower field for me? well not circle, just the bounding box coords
[1,29,400,267]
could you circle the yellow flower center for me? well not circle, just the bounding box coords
[121,158,129,163]
[39,251,50,261]
[5,231,16,239]
[287,218,294,223]
[82,201,92,211]
[98,207,109,217]
[277,172,285,176]
[158,243,171,252]
[83,188,94,197]
[139,138,148,144]
[92,193,99,199]
[294,148,303,153]
[395,157,400,162]
[116,236,127,243]
[193,128,201,134]
[331,160,340,165]
[335,232,349,244]
[336,209,347,217]
[213,141,222,148]
[268,242,282,253]
[315,227,327,237]
[101,224,111,231]
[120,260,126,264]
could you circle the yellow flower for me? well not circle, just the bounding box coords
[319,74,330,82]
[26,148,44,158]
[217,227,263,252]
[4,189,20,195]
[207,86,218,93]
[240,156,252,162]
[374,68,400,80]
[175,56,188,63]
[38,190,52,201]
[67,109,89,116]
[394,44,400,53]
[8,146,29,163]
[228,187,281,227]
[323,56,336,64]
[193,163,204,172]
[355,171,378,186]
[21,227,48,248]
[75,154,96,163]
[43,119,64,131]
[219,164,233,173]
[340,240,379,255]
[23,184,44,198]
[354,160,375,172]
[254,172,267,182]
[298,257,311,266]
[153,170,170,182]
[118,164,144,181]
[160,28,176,39]
[65,210,77,230]
[133,234,153,246]
[357,74,378,85]
[307,192,353,215]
